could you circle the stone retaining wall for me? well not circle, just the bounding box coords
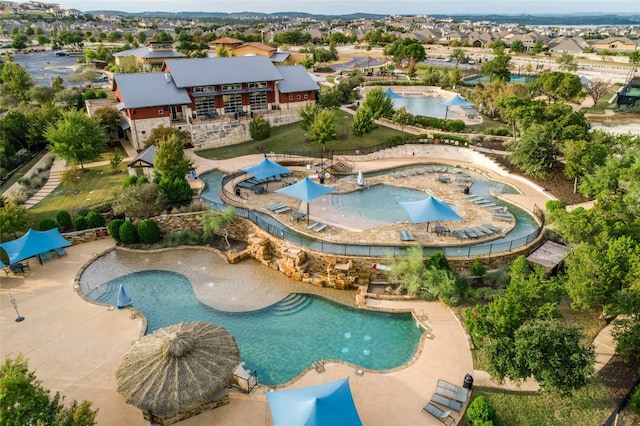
[65,211,542,291]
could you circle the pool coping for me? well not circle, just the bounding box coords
[74,244,433,390]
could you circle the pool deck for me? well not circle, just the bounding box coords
[1,239,473,426]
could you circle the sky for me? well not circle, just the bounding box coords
[47,1,640,16]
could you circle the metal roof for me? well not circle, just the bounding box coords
[127,144,157,168]
[270,52,290,63]
[114,46,186,59]
[275,66,320,94]
[164,56,283,88]
[114,73,191,109]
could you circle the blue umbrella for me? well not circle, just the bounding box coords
[399,196,463,231]
[242,157,292,182]
[276,176,336,224]
[443,94,472,120]
[117,284,132,309]
[0,228,72,264]
[267,378,362,426]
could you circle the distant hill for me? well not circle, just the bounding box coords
[85,10,640,26]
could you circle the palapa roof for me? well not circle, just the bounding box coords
[116,322,240,416]
[526,241,571,272]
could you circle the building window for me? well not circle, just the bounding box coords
[289,95,293,101]
[158,109,163,114]
[194,86,215,93]
[249,91,268,111]
[221,83,242,92]
[223,94,242,113]
[194,96,217,117]
[297,95,301,100]
[248,81,267,89]
[304,94,308,99]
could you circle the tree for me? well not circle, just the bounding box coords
[112,182,165,219]
[153,134,193,180]
[47,111,107,171]
[28,85,56,104]
[392,107,415,128]
[509,39,525,53]
[0,201,32,238]
[144,125,191,149]
[533,71,583,103]
[92,107,121,140]
[563,139,608,192]
[0,355,98,425]
[486,320,595,393]
[450,48,467,64]
[202,206,236,248]
[360,88,394,119]
[555,52,578,72]
[299,102,321,130]
[351,105,375,136]
[507,123,556,178]
[583,78,611,111]
[158,175,193,208]
[308,109,337,144]
[481,52,512,82]
[0,61,33,101]
[249,115,271,140]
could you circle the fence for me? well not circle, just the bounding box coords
[202,181,542,258]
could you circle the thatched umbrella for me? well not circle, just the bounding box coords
[116,322,240,418]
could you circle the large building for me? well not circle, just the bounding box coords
[114,56,319,150]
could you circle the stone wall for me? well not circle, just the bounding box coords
[190,112,302,150]
[65,212,542,291]
[63,228,110,245]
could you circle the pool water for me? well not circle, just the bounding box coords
[392,95,455,119]
[88,270,422,385]
[330,184,427,225]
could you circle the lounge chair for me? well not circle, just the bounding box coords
[422,402,455,425]
[268,202,286,211]
[37,251,54,263]
[431,393,463,412]
[306,221,319,230]
[453,229,468,240]
[483,223,502,233]
[314,223,328,232]
[493,213,512,222]
[274,206,291,214]
[436,379,470,403]
[54,247,67,257]
[488,206,507,213]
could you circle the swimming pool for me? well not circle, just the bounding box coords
[81,254,423,386]
[391,95,455,119]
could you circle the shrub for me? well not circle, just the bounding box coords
[122,175,140,188]
[630,384,640,415]
[546,200,566,212]
[165,230,199,247]
[466,396,498,426]
[56,210,72,230]
[249,115,271,141]
[445,119,466,132]
[108,219,124,242]
[471,258,486,277]
[73,215,89,231]
[39,218,58,231]
[137,219,161,244]
[118,221,138,244]
[485,126,510,136]
[86,211,106,228]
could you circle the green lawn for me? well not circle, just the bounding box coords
[465,383,612,426]
[28,165,125,226]
[582,84,622,114]
[196,110,405,160]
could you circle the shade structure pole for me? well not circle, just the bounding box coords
[306,202,310,225]
[444,106,449,121]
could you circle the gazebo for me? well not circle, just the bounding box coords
[116,322,240,425]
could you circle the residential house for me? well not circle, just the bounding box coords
[548,37,586,54]
[114,56,318,149]
[591,37,638,53]
[438,30,467,46]
[113,41,186,71]
[467,31,494,48]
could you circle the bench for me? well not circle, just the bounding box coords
[431,393,462,412]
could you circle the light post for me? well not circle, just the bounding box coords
[9,293,25,322]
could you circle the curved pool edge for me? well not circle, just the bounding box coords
[74,245,432,387]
